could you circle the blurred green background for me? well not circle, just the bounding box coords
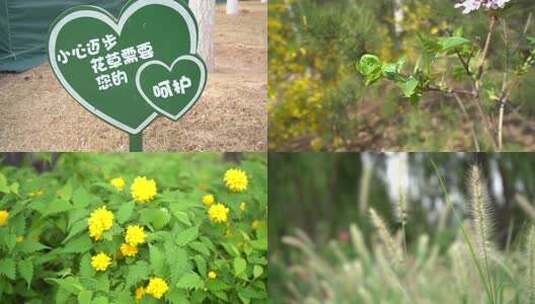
[268,152,535,301]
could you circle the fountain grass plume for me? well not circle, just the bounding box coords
[369,208,403,267]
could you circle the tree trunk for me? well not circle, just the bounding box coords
[189,0,216,71]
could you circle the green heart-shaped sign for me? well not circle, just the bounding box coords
[48,0,199,134]
[136,54,207,120]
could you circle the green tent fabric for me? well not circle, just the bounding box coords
[0,0,123,72]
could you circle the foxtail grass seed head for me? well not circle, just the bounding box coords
[369,208,403,267]
[395,191,408,226]
[468,165,494,260]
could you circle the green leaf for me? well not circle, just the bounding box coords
[18,259,34,288]
[194,255,207,277]
[172,211,191,226]
[72,187,94,208]
[396,77,419,98]
[0,173,10,193]
[116,201,135,224]
[233,257,247,277]
[63,220,87,244]
[176,226,199,247]
[166,289,188,304]
[79,253,95,277]
[47,277,84,294]
[139,208,171,229]
[176,272,204,290]
[126,261,149,288]
[189,241,210,256]
[17,239,49,253]
[62,235,92,254]
[0,258,16,280]
[357,54,383,86]
[438,36,470,52]
[92,296,109,304]
[43,199,73,217]
[10,182,19,195]
[253,265,263,279]
[77,290,93,304]
[149,245,166,276]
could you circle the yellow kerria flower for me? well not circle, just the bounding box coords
[251,220,259,230]
[145,277,169,299]
[110,177,125,191]
[208,203,230,223]
[131,176,157,203]
[0,210,9,226]
[202,194,215,206]
[208,271,217,279]
[91,252,111,271]
[135,286,145,302]
[223,168,248,192]
[88,206,114,241]
[120,243,138,257]
[125,225,146,247]
[240,202,247,212]
[16,236,24,243]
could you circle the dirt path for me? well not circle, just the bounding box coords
[0,3,267,152]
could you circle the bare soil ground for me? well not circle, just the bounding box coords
[0,3,266,152]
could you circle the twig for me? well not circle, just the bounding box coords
[475,15,497,92]
[452,92,480,151]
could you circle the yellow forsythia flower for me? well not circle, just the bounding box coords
[240,202,247,212]
[110,177,125,191]
[91,252,111,271]
[88,206,114,241]
[131,176,157,203]
[145,277,169,299]
[125,225,146,247]
[208,203,230,223]
[135,286,145,302]
[202,194,215,206]
[120,243,138,257]
[0,210,9,226]
[208,271,217,279]
[223,169,248,192]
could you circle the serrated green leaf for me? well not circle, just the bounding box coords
[47,277,84,294]
[0,258,16,280]
[62,235,92,254]
[43,199,73,217]
[189,241,210,256]
[116,201,135,224]
[166,289,188,304]
[79,253,95,277]
[172,211,191,226]
[176,272,204,290]
[176,226,199,246]
[17,239,49,253]
[149,245,166,276]
[233,257,247,277]
[63,220,87,244]
[72,188,94,208]
[126,261,149,288]
[92,296,109,304]
[18,259,33,288]
[77,290,93,304]
[0,173,10,193]
[193,255,206,277]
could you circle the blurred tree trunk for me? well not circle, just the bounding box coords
[190,0,216,71]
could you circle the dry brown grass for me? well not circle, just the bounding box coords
[0,2,267,152]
